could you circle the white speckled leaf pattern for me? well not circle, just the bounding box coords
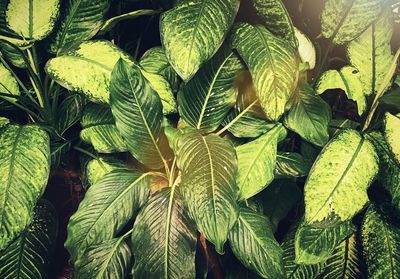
[110,59,171,169]
[316,66,366,116]
[65,170,149,263]
[304,129,378,224]
[160,0,240,81]
[236,124,286,200]
[175,131,239,253]
[46,40,133,104]
[321,0,384,44]
[73,238,131,279]
[6,0,60,40]
[48,0,112,54]
[362,206,400,279]
[0,62,19,102]
[347,9,394,95]
[232,23,299,121]
[132,187,197,279]
[284,85,331,147]
[80,103,127,153]
[252,0,297,46]
[295,220,353,265]
[0,200,58,279]
[318,233,362,279]
[85,156,128,186]
[178,45,243,133]
[228,206,286,279]
[0,124,50,251]
[384,113,400,165]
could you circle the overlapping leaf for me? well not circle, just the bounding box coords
[132,187,197,278]
[0,124,50,250]
[160,0,240,81]
[232,23,299,121]
[0,62,19,103]
[384,112,400,164]
[56,93,87,136]
[65,170,149,263]
[175,131,239,253]
[274,152,312,179]
[85,156,128,186]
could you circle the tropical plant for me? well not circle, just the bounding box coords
[0,0,399,278]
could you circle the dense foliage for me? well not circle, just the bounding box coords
[0,0,399,278]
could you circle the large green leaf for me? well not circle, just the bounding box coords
[85,156,128,186]
[232,23,299,121]
[132,187,197,278]
[236,124,286,200]
[251,0,297,46]
[362,206,400,278]
[321,0,384,44]
[295,220,353,264]
[80,103,127,153]
[384,112,400,165]
[46,40,133,103]
[0,200,58,279]
[73,238,131,279]
[0,62,19,102]
[317,233,362,279]
[228,205,286,279]
[304,129,378,225]
[274,152,312,179]
[175,131,239,253]
[282,226,326,279]
[110,59,171,169]
[284,85,331,147]
[347,8,394,95]
[48,0,112,54]
[65,170,150,263]
[160,0,240,81]
[367,132,400,213]
[316,67,366,116]
[178,45,243,133]
[5,0,60,40]
[0,124,50,250]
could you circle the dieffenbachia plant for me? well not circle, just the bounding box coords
[0,0,399,278]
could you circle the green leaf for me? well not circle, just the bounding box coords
[50,140,70,168]
[65,170,150,263]
[132,187,197,278]
[178,45,243,133]
[282,226,326,279]
[45,40,133,103]
[252,0,297,47]
[321,0,384,44]
[48,0,112,54]
[259,180,301,231]
[384,112,400,165]
[73,238,131,279]
[232,23,299,121]
[110,59,171,169]
[274,152,312,179]
[80,103,127,153]
[0,124,50,250]
[139,47,180,93]
[379,88,400,113]
[99,9,160,34]
[160,0,240,81]
[228,205,286,279]
[0,61,19,103]
[85,156,128,186]
[304,129,378,225]
[0,200,58,279]
[0,42,27,68]
[367,132,400,213]
[347,8,394,95]
[221,71,275,138]
[0,117,10,128]
[5,0,60,40]
[318,233,362,279]
[175,131,239,253]
[284,85,331,147]
[236,124,286,200]
[295,220,353,264]
[362,205,400,278]
[295,28,316,70]
[56,93,87,136]
[316,66,366,116]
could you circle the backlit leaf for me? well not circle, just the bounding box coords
[384,112,400,165]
